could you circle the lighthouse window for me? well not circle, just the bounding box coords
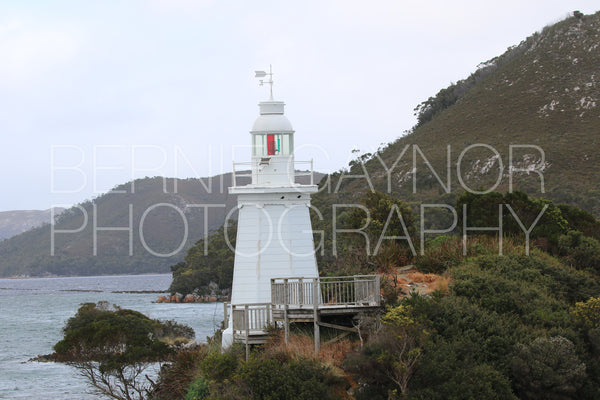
[252,133,293,156]
[267,134,276,155]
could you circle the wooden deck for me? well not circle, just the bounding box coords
[229,275,381,356]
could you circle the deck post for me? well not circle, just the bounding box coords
[313,278,320,354]
[267,303,272,331]
[375,274,381,305]
[284,308,289,345]
[284,279,289,345]
[244,304,249,361]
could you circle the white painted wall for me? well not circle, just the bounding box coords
[230,191,319,305]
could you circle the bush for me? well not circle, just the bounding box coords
[184,376,210,400]
[54,302,173,364]
[237,355,336,400]
[199,350,239,382]
[408,333,517,400]
[153,347,208,400]
[559,231,600,272]
[512,336,586,400]
[573,297,600,329]
[195,349,343,400]
[415,235,464,273]
[431,363,517,400]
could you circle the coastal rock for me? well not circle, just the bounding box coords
[183,294,199,303]
[155,293,230,303]
[170,293,183,303]
[29,354,56,363]
[208,281,219,295]
[156,295,168,303]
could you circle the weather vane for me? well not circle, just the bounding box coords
[254,64,274,100]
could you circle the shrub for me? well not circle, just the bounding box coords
[236,354,337,400]
[184,376,210,400]
[512,336,587,400]
[54,302,173,363]
[415,235,464,273]
[199,350,239,382]
[559,231,600,272]
[573,297,600,329]
[153,347,208,400]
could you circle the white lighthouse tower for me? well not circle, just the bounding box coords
[221,68,319,347]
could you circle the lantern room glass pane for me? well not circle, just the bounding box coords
[252,133,293,156]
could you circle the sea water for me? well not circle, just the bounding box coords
[0,274,224,399]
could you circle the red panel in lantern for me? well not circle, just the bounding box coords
[267,134,276,155]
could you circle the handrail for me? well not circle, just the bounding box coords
[271,275,380,308]
[231,303,272,333]
[231,159,315,187]
[274,275,379,280]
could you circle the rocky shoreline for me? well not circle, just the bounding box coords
[156,293,230,303]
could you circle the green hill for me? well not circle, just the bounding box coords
[329,11,600,216]
[0,176,234,277]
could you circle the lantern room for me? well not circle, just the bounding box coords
[249,100,296,186]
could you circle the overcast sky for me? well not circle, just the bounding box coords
[0,0,597,211]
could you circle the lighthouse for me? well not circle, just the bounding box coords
[221,68,319,347]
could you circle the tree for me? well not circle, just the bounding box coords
[346,305,425,399]
[53,302,194,400]
[346,191,417,260]
[378,305,425,398]
[512,336,587,400]
[456,190,568,249]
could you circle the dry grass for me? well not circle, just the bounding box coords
[159,336,193,347]
[380,266,452,297]
[406,271,439,283]
[427,276,451,294]
[264,330,356,367]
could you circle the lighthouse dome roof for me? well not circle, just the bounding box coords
[251,100,294,133]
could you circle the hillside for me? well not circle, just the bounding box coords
[0,172,322,277]
[0,177,231,277]
[330,11,600,216]
[0,208,64,240]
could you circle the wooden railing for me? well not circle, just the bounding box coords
[231,303,273,333]
[271,275,380,308]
